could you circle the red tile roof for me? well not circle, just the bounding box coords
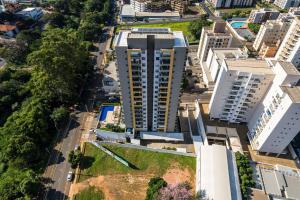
[0,24,17,32]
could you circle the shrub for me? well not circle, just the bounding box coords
[145,177,167,200]
[235,152,255,198]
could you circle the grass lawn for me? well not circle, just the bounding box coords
[79,143,196,182]
[217,7,255,14]
[74,187,105,200]
[116,21,196,42]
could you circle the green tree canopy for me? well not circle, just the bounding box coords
[188,17,212,40]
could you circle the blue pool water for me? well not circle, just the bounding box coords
[99,106,114,121]
[231,21,247,28]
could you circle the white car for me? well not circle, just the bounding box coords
[67,171,73,182]
[74,145,79,151]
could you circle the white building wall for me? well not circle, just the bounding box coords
[209,63,236,119]
[130,0,148,12]
[198,36,232,63]
[141,51,148,130]
[209,60,274,123]
[275,18,300,68]
[247,62,300,154]
[152,50,160,130]
[249,92,300,154]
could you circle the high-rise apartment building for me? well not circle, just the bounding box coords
[277,7,300,21]
[253,19,290,52]
[169,0,188,14]
[130,0,188,14]
[130,0,148,12]
[197,21,233,63]
[202,48,248,87]
[274,0,300,9]
[115,28,187,132]
[248,8,280,24]
[247,61,300,154]
[275,17,300,68]
[209,59,274,123]
[209,0,253,8]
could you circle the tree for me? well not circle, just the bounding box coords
[0,44,28,65]
[27,28,92,104]
[68,150,83,168]
[51,106,69,130]
[158,182,193,200]
[248,23,261,34]
[84,0,104,13]
[188,17,212,40]
[19,170,41,198]
[78,20,103,41]
[146,177,167,200]
[42,12,66,28]
[235,152,254,198]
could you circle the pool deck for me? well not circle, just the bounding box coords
[100,105,121,125]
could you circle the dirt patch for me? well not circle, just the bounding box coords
[163,163,195,189]
[163,167,193,185]
[69,176,114,200]
[70,164,195,200]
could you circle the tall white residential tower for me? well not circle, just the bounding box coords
[115,28,187,132]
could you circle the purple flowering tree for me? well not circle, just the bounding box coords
[158,182,193,200]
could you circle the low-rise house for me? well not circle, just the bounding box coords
[0,24,18,37]
[16,7,43,20]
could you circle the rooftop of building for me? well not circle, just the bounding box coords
[115,28,186,47]
[131,0,149,3]
[280,85,300,103]
[135,11,180,17]
[277,61,300,75]
[199,144,242,200]
[251,7,279,13]
[203,21,232,37]
[260,166,300,199]
[211,48,247,62]
[121,4,135,16]
[22,7,40,11]
[224,59,273,74]
[263,19,291,27]
[203,26,232,37]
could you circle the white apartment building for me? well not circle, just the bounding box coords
[130,0,148,12]
[209,0,253,8]
[247,61,300,154]
[248,8,280,24]
[253,19,290,51]
[274,0,300,9]
[277,7,300,21]
[275,17,300,68]
[203,48,248,86]
[115,28,187,132]
[197,21,232,63]
[209,59,275,123]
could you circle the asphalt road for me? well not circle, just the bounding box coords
[42,29,111,200]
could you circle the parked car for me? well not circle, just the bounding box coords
[74,145,80,151]
[67,171,73,182]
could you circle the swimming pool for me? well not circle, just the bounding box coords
[230,21,247,28]
[99,105,114,121]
